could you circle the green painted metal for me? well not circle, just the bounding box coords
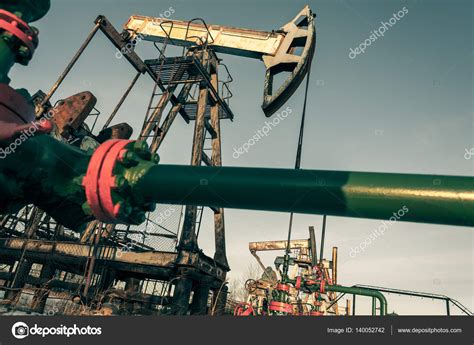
[354,284,472,315]
[135,165,474,227]
[0,0,50,83]
[0,39,15,84]
[0,135,90,230]
[325,285,388,315]
[0,0,51,22]
[1,136,473,230]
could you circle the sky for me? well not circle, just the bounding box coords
[10,0,473,314]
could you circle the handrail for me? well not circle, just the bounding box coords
[354,284,472,316]
[182,18,215,55]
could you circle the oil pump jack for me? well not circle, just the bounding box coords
[237,226,388,316]
[0,0,473,315]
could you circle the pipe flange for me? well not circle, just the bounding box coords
[276,283,291,293]
[82,139,158,224]
[0,10,39,65]
[268,301,293,314]
[0,0,51,22]
[234,302,255,316]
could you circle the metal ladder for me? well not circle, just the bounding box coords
[140,21,176,142]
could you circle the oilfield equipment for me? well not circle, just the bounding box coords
[235,226,350,316]
[235,225,471,316]
[0,0,472,316]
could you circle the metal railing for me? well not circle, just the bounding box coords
[353,284,472,316]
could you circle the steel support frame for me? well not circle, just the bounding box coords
[171,50,229,315]
[30,263,55,313]
[2,207,42,305]
[0,15,233,315]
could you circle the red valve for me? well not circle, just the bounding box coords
[0,10,39,64]
[234,302,255,316]
[295,276,302,290]
[268,301,293,314]
[276,283,290,292]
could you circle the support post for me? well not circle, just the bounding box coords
[171,277,193,315]
[5,208,40,304]
[209,61,228,268]
[309,226,317,265]
[211,284,228,316]
[352,294,356,316]
[5,259,32,304]
[31,264,56,314]
[150,83,193,152]
[332,246,338,285]
[178,50,210,252]
[123,277,141,314]
[190,282,210,315]
[319,215,326,263]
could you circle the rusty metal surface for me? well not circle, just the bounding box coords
[96,15,147,73]
[0,237,226,281]
[249,239,310,252]
[124,16,283,58]
[51,91,96,136]
[332,247,338,284]
[96,123,133,142]
[210,65,228,267]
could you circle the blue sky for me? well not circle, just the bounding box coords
[11,0,473,314]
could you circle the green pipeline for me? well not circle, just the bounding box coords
[1,135,473,229]
[325,285,388,315]
[135,164,474,227]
